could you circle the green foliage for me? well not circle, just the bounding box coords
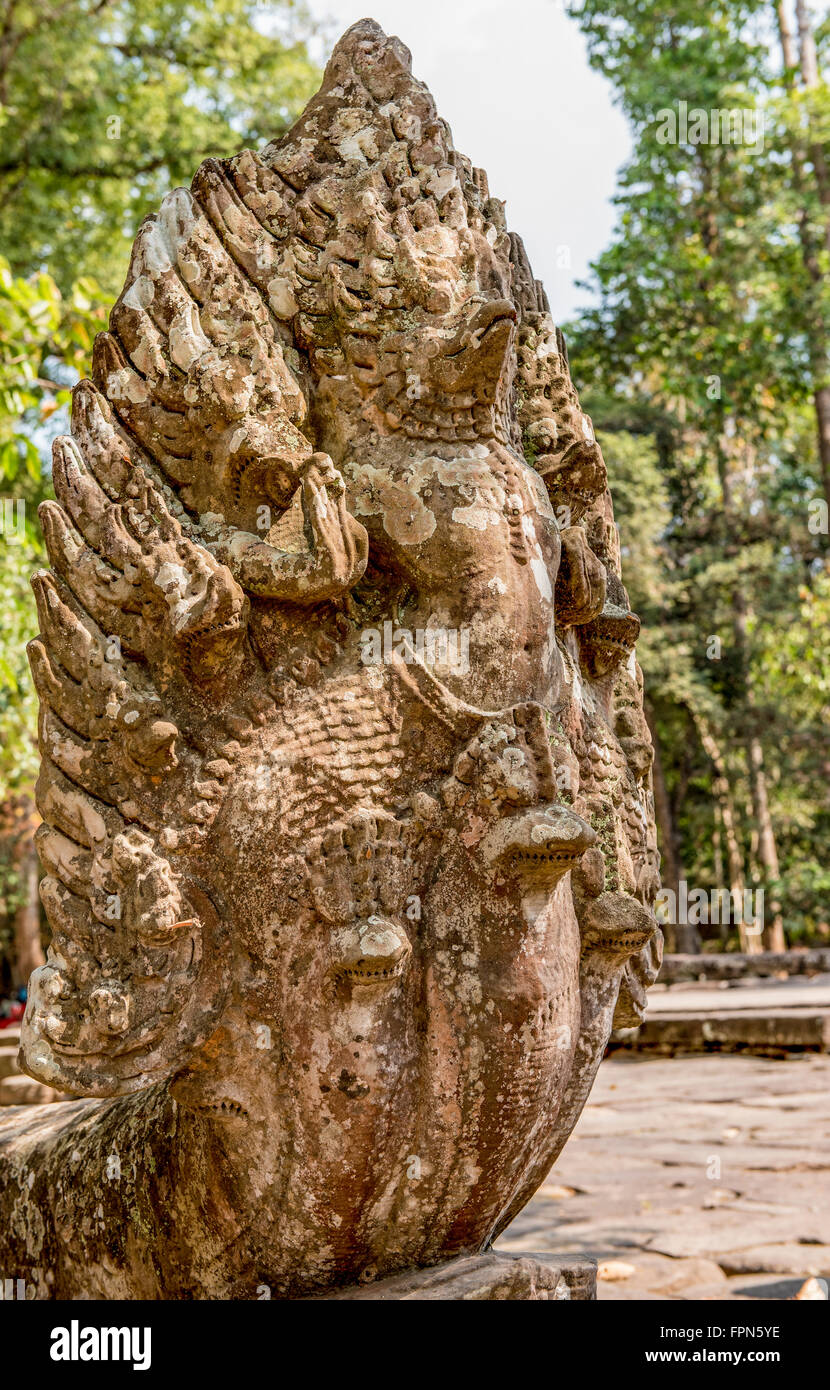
[568,0,830,942]
[0,256,109,798]
[0,537,43,795]
[0,0,320,295]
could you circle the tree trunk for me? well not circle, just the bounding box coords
[748,734,786,951]
[691,710,760,952]
[794,0,818,80]
[730,568,785,950]
[712,809,730,947]
[796,0,830,242]
[814,384,830,514]
[777,0,830,510]
[645,700,699,953]
[792,0,830,247]
[732,580,785,950]
[778,0,798,68]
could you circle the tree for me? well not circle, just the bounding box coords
[0,255,107,983]
[0,0,320,295]
[566,0,830,949]
[0,256,108,796]
[775,0,830,507]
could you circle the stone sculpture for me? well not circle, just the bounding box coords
[0,19,661,1299]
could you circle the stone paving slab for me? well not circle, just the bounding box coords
[317,1251,596,1300]
[496,1053,830,1300]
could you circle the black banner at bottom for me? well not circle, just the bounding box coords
[3,1295,824,1378]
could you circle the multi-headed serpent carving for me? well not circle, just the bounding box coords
[0,20,660,1299]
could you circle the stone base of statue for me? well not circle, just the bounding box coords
[316,1252,597,1301]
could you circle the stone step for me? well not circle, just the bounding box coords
[613,1009,830,1056]
[0,1027,21,1048]
[0,1045,20,1079]
[650,975,830,1013]
[660,949,830,984]
[0,1073,63,1106]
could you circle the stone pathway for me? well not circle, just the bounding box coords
[497,1052,830,1299]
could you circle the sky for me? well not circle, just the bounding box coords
[304,0,631,323]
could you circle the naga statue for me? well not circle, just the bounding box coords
[0,20,661,1300]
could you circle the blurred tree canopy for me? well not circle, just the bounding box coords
[0,258,107,795]
[566,0,830,946]
[0,0,320,295]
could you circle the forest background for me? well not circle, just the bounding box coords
[0,0,827,980]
